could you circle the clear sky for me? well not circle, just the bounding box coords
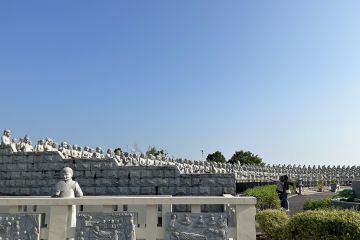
[0,1,359,166]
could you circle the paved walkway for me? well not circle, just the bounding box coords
[288,190,336,215]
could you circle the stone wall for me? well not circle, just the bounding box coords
[0,148,235,196]
[352,180,360,198]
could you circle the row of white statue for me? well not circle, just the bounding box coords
[2,130,360,185]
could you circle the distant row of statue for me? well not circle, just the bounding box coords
[2,129,360,185]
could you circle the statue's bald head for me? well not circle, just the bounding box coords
[62,167,73,176]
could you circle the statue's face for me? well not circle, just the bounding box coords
[63,171,72,181]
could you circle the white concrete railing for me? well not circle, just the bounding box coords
[0,195,256,240]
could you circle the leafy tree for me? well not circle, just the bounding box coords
[228,150,263,165]
[206,151,226,163]
[114,148,122,154]
[146,146,167,157]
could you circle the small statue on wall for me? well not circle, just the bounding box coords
[10,138,18,152]
[53,167,83,198]
[34,139,45,152]
[1,129,11,146]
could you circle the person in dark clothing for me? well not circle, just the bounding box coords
[281,175,290,211]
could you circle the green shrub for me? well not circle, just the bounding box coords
[244,185,280,210]
[303,198,333,210]
[287,209,360,240]
[335,189,356,202]
[289,182,296,194]
[257,209,289,240]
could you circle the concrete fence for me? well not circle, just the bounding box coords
[0,195,256,240]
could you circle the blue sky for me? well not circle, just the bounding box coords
[1,1,359,166]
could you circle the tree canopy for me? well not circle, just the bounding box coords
[146,146,167,157]
[206,151,226,163]
[227,150,263,165]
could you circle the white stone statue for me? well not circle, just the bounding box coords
[44,138,54,151]
[19,136,28,152]
[1,129,11,145]
[25,139,34,152]
[114,149,123,165]
[59,142,72,158]
[106,148,113,158]
[10,138,17,152]
[53,167,83,230]
[76,146,82,158]
[81,147,91,158]
[34,139,45,152]
[93,147,102,159]
[71,145,79,158]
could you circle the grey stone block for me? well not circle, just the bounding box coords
[19,187,31,195]
[118,187,129,195]
[352,181,360,197]
[85,170,96,178]
[191,186,200,195]
[140,169,152,178]
[83,187,96,195]
[129,187,140,195]
[75,162,91,170]
[176,187,191,195]
[95,187,106,195]
[191,177,201,185]
[129,170,141,178]
[180,176,192,186]
[15,179,25,187]
[152,169,163,178]
[129,179,141,186]
[5,163,16,171]
[11,171,21,179]
[0,187,9,194]
[17,163,27,171]
[140,187,155,195]
[210,187,224,196]
[74,170,85,177]
[9,188,20,195]
[106,187,118,195]
[104,170,117,178]
[40,187,52,195]
[168,178,180,186]
[118,170,129,178]
[117,178,129,185]
[199,186,210,195]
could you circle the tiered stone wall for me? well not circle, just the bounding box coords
[0,146,235,196]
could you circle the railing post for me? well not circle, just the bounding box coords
[162,203,172,227]
[191,204,201,213]
[236,204,256,240]
[48,205,71,240]
[146,204,157,240]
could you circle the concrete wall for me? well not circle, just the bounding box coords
[0,148,235,196]
[0,195,257,240]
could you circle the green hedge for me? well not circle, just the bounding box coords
[303,198,333,210]
[257,209,289,240]
[257,209,360,240]
[335,189,360,202]
[287,209,360,240]
[244,184,280,210]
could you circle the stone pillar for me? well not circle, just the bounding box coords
[48,205,70,240]
[236,204,256,240]
[191,204,201,213]
[145,204,157,240]
[352,181,360,198]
